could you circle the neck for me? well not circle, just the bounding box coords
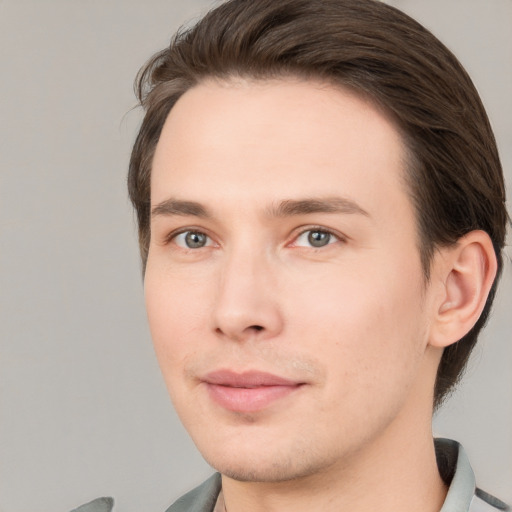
[221,425,446,512]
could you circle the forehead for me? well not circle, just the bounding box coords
[151,77,409,216]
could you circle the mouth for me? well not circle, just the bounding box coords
[202,370,305,413]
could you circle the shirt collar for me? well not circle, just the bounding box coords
[436,438,476,512]
[211,439,477,512]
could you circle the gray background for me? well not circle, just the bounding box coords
[0,1,510,511]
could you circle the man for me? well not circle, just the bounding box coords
[76,0,509,510]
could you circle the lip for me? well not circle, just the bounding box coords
[202,370,304,413]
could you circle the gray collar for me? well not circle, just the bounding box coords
[70,439,509,512]
[163,439,510,512]
[436,438,509,512]
[436,438,476,512]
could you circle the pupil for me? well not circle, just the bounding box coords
[308,231,330,247]
[185,232,206,248]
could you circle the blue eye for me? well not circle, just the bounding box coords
[294,229,337,248]
[174,231,212,249]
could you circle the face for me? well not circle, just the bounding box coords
[145,78,439,482]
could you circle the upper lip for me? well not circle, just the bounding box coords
[203,370,302,388]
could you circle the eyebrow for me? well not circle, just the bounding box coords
[267,197,370,218]
[152,199,210,218]
[151,196,369,219]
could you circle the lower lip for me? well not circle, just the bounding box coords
[206,383,301,413]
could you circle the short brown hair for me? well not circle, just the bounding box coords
[128,0,508,408]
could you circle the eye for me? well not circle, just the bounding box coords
[173,230,213,249]
[293,229,338,248]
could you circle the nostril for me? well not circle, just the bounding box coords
[250,325,264,331]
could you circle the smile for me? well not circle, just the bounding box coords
[203,370,304,413]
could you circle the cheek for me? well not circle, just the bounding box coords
[290,256,423,332]
[285,258,427,388]
[144,267,212,370]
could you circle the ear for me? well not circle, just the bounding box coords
[428,230,497,348]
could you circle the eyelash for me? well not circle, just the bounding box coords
[165,226,344,250]
[291,226,343,248]
[165,228,215,248]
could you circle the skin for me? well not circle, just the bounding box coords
[145,78,495,512]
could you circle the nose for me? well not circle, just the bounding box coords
[212,245,284,342]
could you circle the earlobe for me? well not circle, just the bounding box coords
[429,230,497,348]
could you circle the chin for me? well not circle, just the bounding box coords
[198,437,336,483]
[207,457,325,483]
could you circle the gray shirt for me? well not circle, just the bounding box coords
[72,439,510,512]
